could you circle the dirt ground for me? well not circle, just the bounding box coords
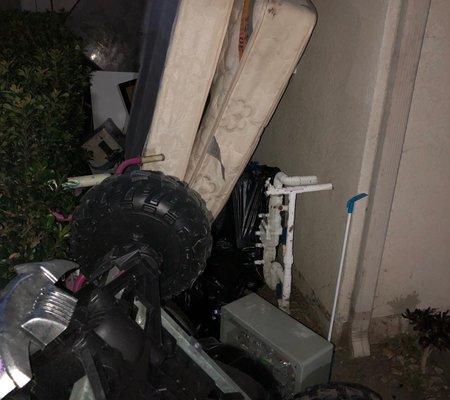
[332,341,450,400]
[258,286,450,399]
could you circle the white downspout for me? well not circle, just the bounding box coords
[349,0,430,357]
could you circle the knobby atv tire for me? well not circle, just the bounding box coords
[70,170,212,298]
[294,382,382,400]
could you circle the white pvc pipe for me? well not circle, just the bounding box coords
[257,190,284,290]
[272,261,285,287]
[63,173,111,189]
[280,192,297,311]
[263,261,284,291]
[259,174,333,312]
[267,183,333,196]
[327,212,352,342]
[273,172,318,188]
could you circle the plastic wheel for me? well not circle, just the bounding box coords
[70,170,212,298]
[294,382,382,400]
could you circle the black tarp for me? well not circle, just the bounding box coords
[125,0,179,158]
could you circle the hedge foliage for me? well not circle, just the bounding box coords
[0,11,91,282]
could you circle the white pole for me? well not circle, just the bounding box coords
[327,213,352,342]
[327,193,367,342]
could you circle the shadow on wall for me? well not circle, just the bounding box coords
[387,292,421,315]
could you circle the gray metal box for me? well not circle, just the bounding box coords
[220,293,333,397]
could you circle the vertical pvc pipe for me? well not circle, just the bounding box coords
[281,192,297,311]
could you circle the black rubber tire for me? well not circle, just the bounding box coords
[70,170,212,298]
[294,382,382,400]
[207,344,281,400]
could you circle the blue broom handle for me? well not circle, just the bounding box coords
[346,193,368,214]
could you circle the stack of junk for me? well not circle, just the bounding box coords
[66,0,331,319]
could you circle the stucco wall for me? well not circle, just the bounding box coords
[0,0,20,9]
[254,0,388,318]
[20,0,76,11]
[373,0,450,318]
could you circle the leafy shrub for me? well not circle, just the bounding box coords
[0,11,91,282]
[403,308,450,372]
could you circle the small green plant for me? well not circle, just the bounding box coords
[403,308,450,373]
[0,11,91,280]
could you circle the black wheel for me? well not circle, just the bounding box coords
[70,170,212,298]
[294,382,382,400]
[207,344,281,399]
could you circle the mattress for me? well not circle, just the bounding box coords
[186,0,317,217]
[142,0,234,179]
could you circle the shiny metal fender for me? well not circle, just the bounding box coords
[0,260,78,399]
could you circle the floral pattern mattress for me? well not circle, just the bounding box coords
[143,0,317,217]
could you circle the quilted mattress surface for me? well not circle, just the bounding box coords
[142,0,234,179]
[142,0,317,217]
[187,0,317,216]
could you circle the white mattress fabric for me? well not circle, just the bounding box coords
[187,0,317,217]
[142,0,234,178]
[141,0,316,217]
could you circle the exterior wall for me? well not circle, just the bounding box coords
[20,0,76,11]
[373,0,450,319]
[0,0,20,9]
[254,0,388,324]
[255,0,449,341]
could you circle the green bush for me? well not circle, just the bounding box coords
[0,11,91,282]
